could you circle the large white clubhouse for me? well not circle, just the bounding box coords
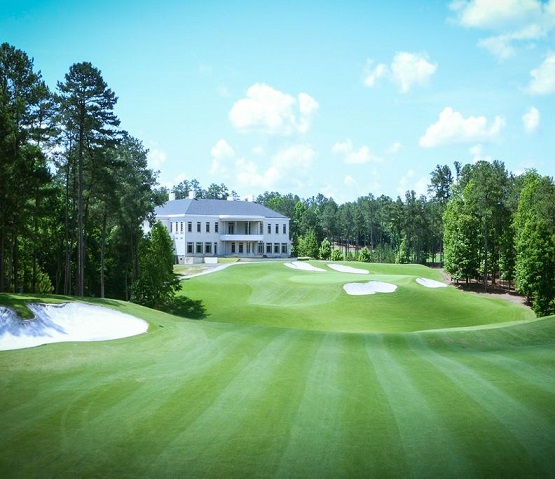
[152,195,291,263]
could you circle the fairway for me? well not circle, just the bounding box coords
[1,262,554,478]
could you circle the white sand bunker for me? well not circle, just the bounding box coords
[0,303,148,351]
[343,281,397,295]
[416,278,447,288]
[327,264,369,274]
[284,262,326,272]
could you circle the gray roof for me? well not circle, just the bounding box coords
[155,199,287,219]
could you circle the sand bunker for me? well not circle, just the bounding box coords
[416,278,447,288]
[327,264,369,274]
[284,262,326,272]
[0,303,148,351]
[343,281,397,295]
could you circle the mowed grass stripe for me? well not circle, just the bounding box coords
[144,328,322,477]
[34,325,288,478]
[408,334,555,476]
[363,335,474,478]
[274,332,348,477]
[329,333,407,478]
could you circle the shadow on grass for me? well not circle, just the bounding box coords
[169,296,207,320]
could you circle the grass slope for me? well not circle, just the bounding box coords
[1,262,553,478]
[183,262,533,332]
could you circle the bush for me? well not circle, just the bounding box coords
[358,246,371,263]
[319,238,332,260]
[330,249,343,261]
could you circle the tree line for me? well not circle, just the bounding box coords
[2,43,554,317]
[255,160,555,317]
[0,42,162,300]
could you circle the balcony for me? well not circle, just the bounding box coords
[220,234,264,242]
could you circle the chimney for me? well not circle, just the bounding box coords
[227,196,234,201]
[188,190,195,199]
[169,192,176,201]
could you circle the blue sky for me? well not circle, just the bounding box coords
[2,0,554,202]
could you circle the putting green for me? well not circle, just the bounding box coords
[1,262,554,478]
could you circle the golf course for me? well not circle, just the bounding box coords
[1,261,554,478]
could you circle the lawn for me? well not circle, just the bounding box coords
[0,262,554,478]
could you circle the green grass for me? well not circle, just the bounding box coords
[1,262,554,478]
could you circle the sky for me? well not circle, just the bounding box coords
[2,0,554,203]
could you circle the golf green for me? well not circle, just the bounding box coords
[1,262,554,478]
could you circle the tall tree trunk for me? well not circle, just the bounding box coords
[77,122,85,296]
[0,232,4,292]
[100,212,106,298]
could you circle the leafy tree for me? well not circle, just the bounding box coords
[513,171,555,316]
[443,196,481,283]
[296,230,319,258]
[0,43,53,292]
[205,183,229,200]
[172,180,191,199]
[132,222,181,310]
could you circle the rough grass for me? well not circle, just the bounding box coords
[0,262,553,478]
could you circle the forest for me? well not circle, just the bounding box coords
[1,42,554,316]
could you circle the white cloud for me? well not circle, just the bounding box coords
[363,52,437,93]
[363,60,388,87]
[387,141,402,154]
[344,175,358,188]
[477,35,516,59]
[390,52,438,93]
[235,158,280,190]
[234,144,315,192]
[397,169,428,196]
[209,139,235,175]
[229,83,319,135]
[332,139,383,164]
[419,107,505,148]
[526,51,555,94]
[449,0,555,59]
[469,144,493,163]
[147,146,167,170]
[522,106,540,133]
[450,0,544,29]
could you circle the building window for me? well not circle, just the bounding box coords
[274,243,280,254]
[266,243,272,254]
[215,222,219,233]
[214,243,218,255]
[187,242,193,254]
[275,224,279,234]
[267,224,271,234]
[246,243,251,254]
[282,243,288,254]
[187,222,192,232]
[231,243,236,254]
[205,242,212,254]
[180,222,184,233]
[196,242,202,254]
[197,222,201,233]
[283,224,287,235]
[258,243,264,254]
[239,243,244,254]
[206,222,210,233]
[228,223,234,234]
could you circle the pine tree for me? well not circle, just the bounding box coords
[56,62,120,296]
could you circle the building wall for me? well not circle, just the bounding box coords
[161,214,290,263]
